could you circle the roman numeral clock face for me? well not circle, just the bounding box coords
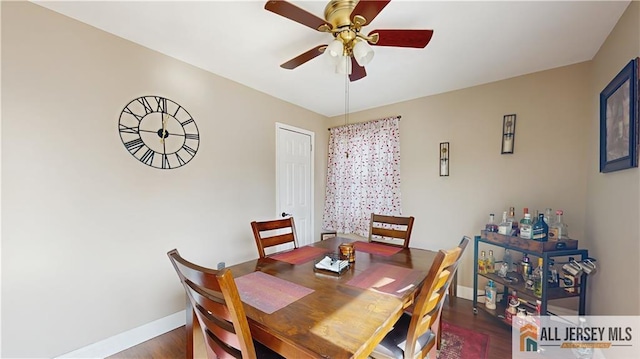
[118,96,199,169]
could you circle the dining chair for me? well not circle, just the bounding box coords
[251,217,299,258]
[167,249,282,359]
[369,213,415,248]
[370,236,469,359]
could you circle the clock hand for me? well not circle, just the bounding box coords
[160,113,167,144]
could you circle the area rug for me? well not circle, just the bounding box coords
[438,321,490,359]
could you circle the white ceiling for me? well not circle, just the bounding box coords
[34,0,630,117]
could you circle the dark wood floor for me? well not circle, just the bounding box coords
[109,298,512,358]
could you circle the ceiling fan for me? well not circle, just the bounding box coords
[265,0,434,82]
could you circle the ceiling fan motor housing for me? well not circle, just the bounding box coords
[324,0,357,29]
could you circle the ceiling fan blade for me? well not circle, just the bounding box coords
[280,45,326,70]
[370,29,434,48]
[265,1,331,32]
[350,0,391,26]
[349,57,367,82]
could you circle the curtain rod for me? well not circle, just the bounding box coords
[327,115,402,131]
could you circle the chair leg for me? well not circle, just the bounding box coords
[435,316,442,351]
[186,300,194,359]
[448,272,458,304]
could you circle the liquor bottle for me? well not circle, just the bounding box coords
[547,259,559,288]
[549,210,569,240]
[487,250,495,274]
[533,257,543,297]
[532,209,539,225]
[519,213,533,239]
[485,280,497,310]
[518,207,529,234]
[507,207,518,236]
[531,213,549,242]
[498,211,511,235]
[478,251,487,274]
[503,249,513,272]
[544,208,553,225]
[505,290,519,324]
[521,254,532,278]
[485,214,498,232]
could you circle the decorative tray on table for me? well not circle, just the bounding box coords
[314,253,350,276]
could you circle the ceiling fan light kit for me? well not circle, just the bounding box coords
[336,55,352,75]
[353,40,374,66]
[265,0,433,81]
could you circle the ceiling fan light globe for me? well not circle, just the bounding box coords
[326,39,344,58]
[336,55,352,75]
[353,40,374,66]
[324,48,341,66]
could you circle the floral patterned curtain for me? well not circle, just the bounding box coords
[322,117,402,236]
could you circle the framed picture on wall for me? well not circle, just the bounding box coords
[599,57,639,173]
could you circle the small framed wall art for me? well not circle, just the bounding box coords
[501,114,516,154]
[439,142,449,176]
[599,57,638,173]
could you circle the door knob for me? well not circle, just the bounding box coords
[281,212,291,218]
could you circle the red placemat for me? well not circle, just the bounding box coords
[236,271,314,314]
[346,263,423,297]
[353,241,403,256]
[270,246,330,264]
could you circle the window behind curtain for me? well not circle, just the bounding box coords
[322,117,402,236]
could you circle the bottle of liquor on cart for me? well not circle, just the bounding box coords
[533,257,544,297]
[485,280,497,310]
[498,211,511,235]
[503,248,514,272]
[478,250,487,274]
[532,209,540,225]
[519,208,530,235]
[521,254,532,278]
[548,260,560,288]
[487,250,496,274]
[549,210,569,240]
[507,207,518,236]
[531,213,549,242]
[544,208,553,224]
[485,213,498,232]
[519,213,533,239]
[505,290,519,324]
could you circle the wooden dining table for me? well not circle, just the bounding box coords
[186,237,438,359]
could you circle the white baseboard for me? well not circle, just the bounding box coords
[56,311,185,359]
[455,285,475,301]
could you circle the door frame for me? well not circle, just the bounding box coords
[275,122,315,245]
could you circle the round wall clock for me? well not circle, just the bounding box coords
[118,96,199,169]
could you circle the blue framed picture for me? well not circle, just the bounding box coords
[600,58,638,173]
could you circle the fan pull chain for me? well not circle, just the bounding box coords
[344,69,350,158]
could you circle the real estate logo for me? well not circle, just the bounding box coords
[512,316,640,359]
[520,323,538,352]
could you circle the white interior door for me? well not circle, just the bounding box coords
[276,123,314,246]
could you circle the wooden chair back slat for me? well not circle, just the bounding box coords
[251,217,299,258]
[403,237,469,358]
[167,249,257,359]
[368,213,415,248]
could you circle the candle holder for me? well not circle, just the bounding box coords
[439,142,449,176]
[501,114,517,154]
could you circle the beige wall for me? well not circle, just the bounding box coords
[586,0,640,315]
[1,2,327,357]
[328,62,591,299]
